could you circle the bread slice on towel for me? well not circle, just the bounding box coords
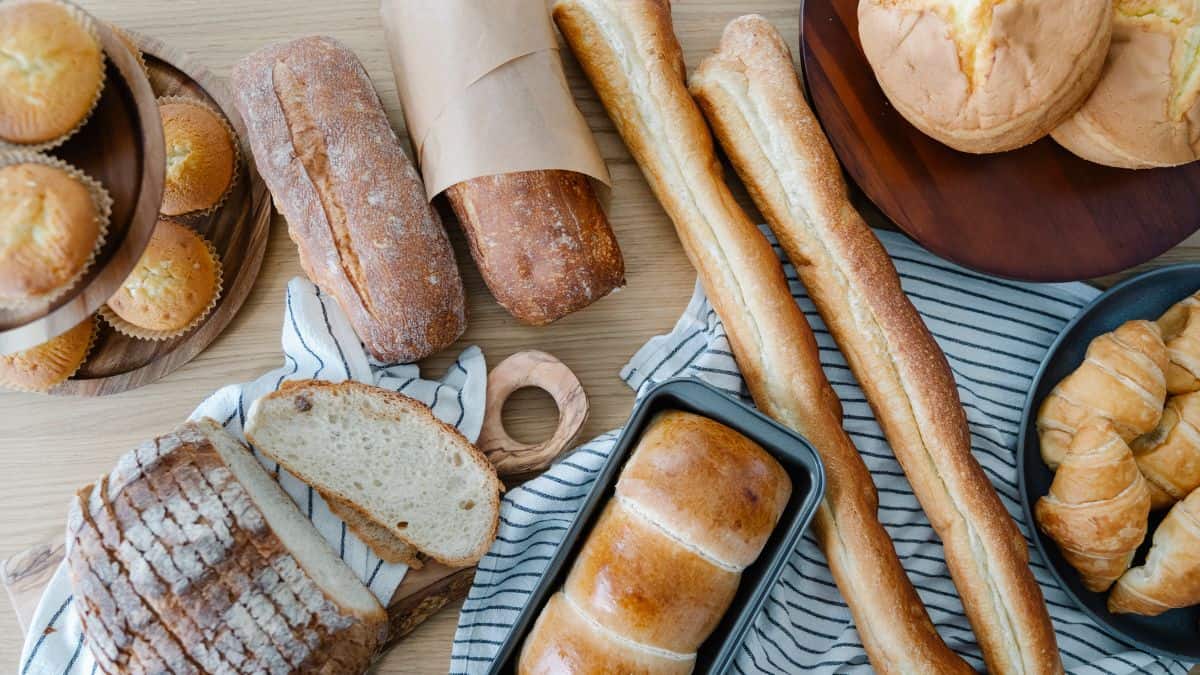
[245,379,502,567]
[323,490,424,568]
[64,418,387,675]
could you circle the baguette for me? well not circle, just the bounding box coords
[232,36,466,363]
[690,15,1061,673]
[551,2,970,671]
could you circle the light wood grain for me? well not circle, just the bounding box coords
[1,1,1197,673]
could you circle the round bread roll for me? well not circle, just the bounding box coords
[0,162,103,306]
[159,100,237,215]
[1053,1,1200,168]
[0,0,104,146]
[858,0,1113,153]
[0,316,95,392]
[105,219,220,336]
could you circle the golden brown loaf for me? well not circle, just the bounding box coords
[1109,486,1200,615]
[446,169,625,325]
[158,100,237,216]
[1053,1,1200,168]
[0,315,95,392]
[65,419,387,673]
[857,0,1112,153]
[519,411,790,672]
[0,0,104,146]
[232,36,466,363]
[105,219,220,336]
[1035,421,1151,592]
[1131,392,1200,510]
[0,161,104,307]
[1038,320,1168,468]
[691,15,1061,674]
[552,2,972,672]
[1157,291,1200,394]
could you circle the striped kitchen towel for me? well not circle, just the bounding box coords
[451,228,1192,674]
[19,277,487,675]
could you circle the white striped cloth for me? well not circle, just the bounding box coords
[19,277,487,675]
[451,228,1193,675]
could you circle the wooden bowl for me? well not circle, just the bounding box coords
[799,0,1200,282]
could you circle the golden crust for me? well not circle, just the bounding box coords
[159,101,236,216]
[858,0,1113,153]
[0,315,95,392]
[0,0,104,145]
[106,219,220,333]
[1053,1,1200,168]
[0,162,101,304]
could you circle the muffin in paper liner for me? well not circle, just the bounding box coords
[0,314,98,393]
[0,151,113,310]
[157,95,242,218]
[0,0,108,152]
[100,221,223,341]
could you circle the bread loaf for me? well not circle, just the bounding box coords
[245,379,502,567]
[445,169,624,325]
[552,2,972,671]
[232,36,465,363]
[519,411,789,672]
[65,419,387,674]
[690,15,1061,673]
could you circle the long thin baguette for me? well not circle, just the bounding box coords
[690,15,1061,674]
[552,2,971,671]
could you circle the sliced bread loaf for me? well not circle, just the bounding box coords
[65,418,387,674]
[245,380,502,567]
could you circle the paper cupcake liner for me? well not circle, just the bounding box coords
[108,22,149,80]
[0,150,113,311]
[157,95,242,218]
[99,230,223,341]
[0,0,107,153]
[0,314,99,393]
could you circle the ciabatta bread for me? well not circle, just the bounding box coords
[245,380,502,567]
[551,2,971,671]
[691,15,1061,673]
[65,419,387,674]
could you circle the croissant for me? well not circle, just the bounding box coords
[1038,320,1168,468]
[1109,486,1200,615]
[1035,421,1152,592]
[1131,392,1200,510]
[1157,292,1200,395]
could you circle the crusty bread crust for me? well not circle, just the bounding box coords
[552,2,971,672]
[691,15,1062,673]
[322,490,424,568]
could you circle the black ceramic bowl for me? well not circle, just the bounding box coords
[487,378,826,674]
[1018,263,1200,661]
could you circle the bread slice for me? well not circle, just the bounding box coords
[323,490,424,568]
[245,380,502,567]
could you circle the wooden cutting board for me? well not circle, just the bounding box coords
[2,351,588,650]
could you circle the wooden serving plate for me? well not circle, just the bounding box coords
[799,0,1200,282]
[57,33,272,396]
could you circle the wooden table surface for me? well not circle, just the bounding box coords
[2,1,1197,672]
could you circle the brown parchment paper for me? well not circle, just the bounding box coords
[380,0,611,199]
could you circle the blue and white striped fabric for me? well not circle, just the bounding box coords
[19,277,487,675]
[451,228,1192,675]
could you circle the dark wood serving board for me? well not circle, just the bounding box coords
[799,0,1200,282]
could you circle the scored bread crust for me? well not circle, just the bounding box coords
[551,2,972,672]
[858,0,1112,153]
[64,419,387,674]
[690,15,1062,673]
[245,379,502,567]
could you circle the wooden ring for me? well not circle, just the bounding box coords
[477,350,588,478]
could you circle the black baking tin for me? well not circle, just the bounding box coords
[487,378,826,674]
[1018,263,1200,662]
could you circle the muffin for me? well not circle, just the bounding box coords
[1053,1,1200,168]
[159,100,237,215]
[0,0,105,147]
[104,219,221,338]
[0,316,96,392]
[858,0,1113,153]
[0,161,106,307]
